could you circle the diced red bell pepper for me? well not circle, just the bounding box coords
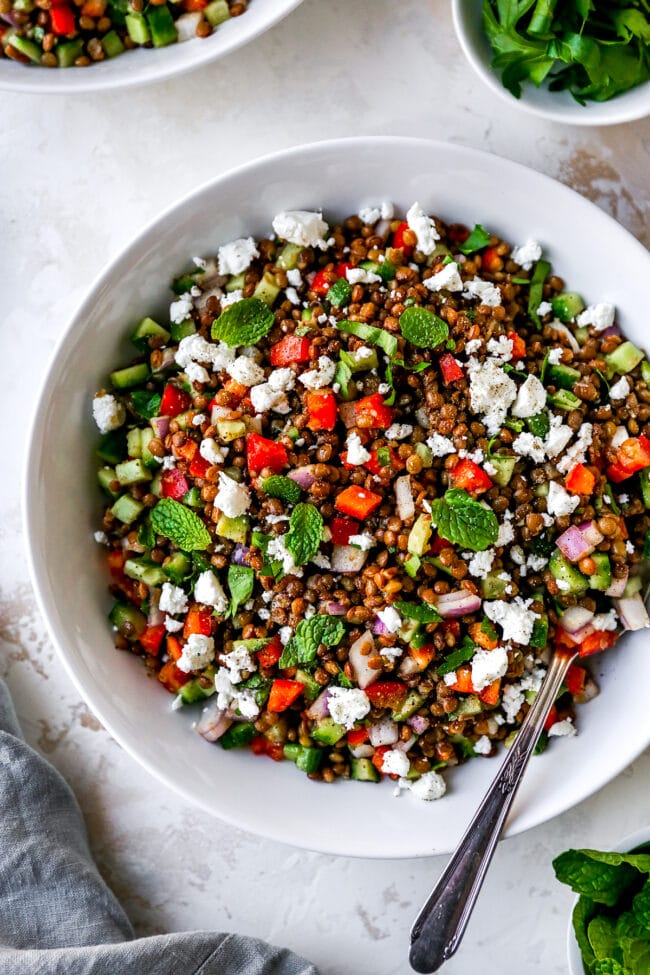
[408,645,436,672]
[371,745,390,772]
[578,630,618,658]
[430,535,452,556]
[166,635,183,660]
[565,664,586,697]
[311,268,335,297]
[306,389,337,431]
[160,383,191,418]
[450,458,493,495]
[479,679,501,706]
[140,624,166,655]
[566,463,596,495]
[183,606,213,638]
[482,247,502,273]
[257,635,283,669]
[251,735,285,761]
[329,515,360,545]
[270,334,312,367]
[508,332,526,360]
[439,353,464,385]
[183,0,206,9]
[365,681,408,710]
[347,727,369,747]
[607,436,650,482]
[267,679,305,713]
[543,704,559,733]
[50,3,76,33]
[607,462,631,483]
[468,621,498,650]
[161,468,189,500]
[246,433,288,475]
[392,221,414,257]
[354,393,393,429]
[441,620,461,638]
[335,485,383,520]
[189,452,211,479]
[449,665,474,694]
[175,440,197,463]
[107,549,126,577]
[157,660,191,693]
[364,447,404,476]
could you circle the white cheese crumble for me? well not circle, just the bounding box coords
[200,438,227,467]
[227,355,266,387]
[221,645,256,684]
[346,267,382,285]
[164,617,183,633]
[473,735,492,756]
[467,357,517,435]
[423,262,463,293]
[513,431,546,463]
[501,684,525,724]
[576,302,615,332]
[537,301,553,318]
[443,671,457,687]
[496,511,515,547]
[217,237,259,276]
[93,530,108,545]
[194,570,228,615]
[267,535,303,578]
[511,375,547,418]
[175,334,235,371]
[285,287,301,305]
[299,355,336,389]
[484,596,538,645]
[327,686,371,730]
[426,434,456,456]
[380,646,403,663]
[385,423,413,441]
[170,293,193,325]
[185,362,210,385]
[593,609,618,631]
[159,583,188,616]
[250,383,290,414]
[556,423,593,475]
[548,718,577,738]
[546,481,580,517]
[358,201,394,224]
[215,472,251,518]
[545,414,574,458]
[464,338,482,354]
[611,426,629,448]
[268,367,296,392]
[192,413,207,426]
[486,335,513,363]
[376,606,402,634]
[402,770,446,801]
[382,749,410,777]
[510,240,542,270]
[214,669,259,719]
[609,376,630,401]
[286,268,302,287]
[348,533,375,551]
[464,277,502,307]
[177,634,215,674]
[406,202,440,255]
[467,549,495,579]
[272,210,329,250]
[92,394,126,434]
[221,290,243,309]
[346,431,371,465]
[470,646,509,691]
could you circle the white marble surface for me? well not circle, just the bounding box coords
[2,1,650,972]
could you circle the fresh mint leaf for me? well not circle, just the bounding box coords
[376,446,391,467]
[480,617,499,642]
[151,498,211,551]
[228,565,254,619]
[399,307,449,349]
[131,390,162,420]
[395,601,442,624]
[233,638,274,653]
[616,910,648,942]
[137,516,156,550]
[328,278,352,308]
[239,673,272,707]
[552,850,640,906]
[284,503,323,567]
[211,297,274,347]
[261,475,301,505]
[279,615,345,668]
[587,917,619,961]
[573,897,598,969]
[458,224,492,255]
[591,961,630,975]
[437,636,476,676]
[336,320,398,358]
[633,878,650,929]
[430,489,499,552]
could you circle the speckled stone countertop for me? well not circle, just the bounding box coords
[2,2,649,972]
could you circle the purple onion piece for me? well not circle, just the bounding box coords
[614,593,650,632]
[372,616,390,636]
[150,415,170,439]
[152,347,176,373]
[350,743,375,760]
[325,601,347,616]
[195,702,232,742]
[577,521,604,548]
[348,631,379,690]
[556,525,593,563]
[560,606,595,634]
[232,544,250,566]
[368,717,399,747]
[287,467,316,489]
[331,544,369,575]
[605,568,628,598]
[600,323,621,338]
[306,688,331,721]
[434,590,482,618]
[407,714,430,735]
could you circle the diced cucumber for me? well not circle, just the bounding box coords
[284,743,323,773]
[140,428,159,469]
[97,466,120,500]
[311,717,346,746]
[642,361,650,385]
[131,316,170,351]
[360,258,396,283]
[640,468,650,509]
[415,442,433,468]
[109,600,147,638]
[216,419,247,441]
[428,556,454,579]
[450,695,483,719]
[215,513,249,543]
[171,410,194,432]
[178,678,215,705]
[294,668,321,703]
[350,757,380,782]
[407,514,432,556]
[549,549,588,595]
[489,454,517,487]
[480,571,508,599]
[163,551,192,584]
[526,412,550,439]
[124,558,167,587]
[102,29,125,58]
[10,34,41,63]
[528,259,551,329]
[125,11,150,44]
[551,292,585,323]
[392,690,424,722]
[334,360,354,401]
[126,428,142,459]
[605,341,644,377]
[150,472,163,498]
[146,4,177,46]
[253,272,280,306]
[221,722,256,748]
[589,552,611,591]
[276,242,302,270]
[225,272,246,293]
[56,38,84,67]
[547,362,580,391]
[549,389,581,411]
[170,320,196,342]
[96,429,127,465]
[623,575,642,598]
[110,494,144,525]
[529,614,548,649]
[182,486,203,508]
[398,619,420,644]
[115,458,152,486]
[340,347,379,374]
[110,363,150,390]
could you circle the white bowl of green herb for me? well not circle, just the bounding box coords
[452,1,650,126]
[555,828,650,974]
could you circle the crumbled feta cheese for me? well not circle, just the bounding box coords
[159,583,188,616]
[406,202,440,255]
[327,686,371,730]
[547,348,563,364]
[267,535,303,577]
[626,539,635,555]
[548,718,577,738]
[544,414,574,458]
[279,626,293,645]
[464,277,502,307]
[546,481,580,517]
[215,472,251,518]
[199,438,227,467]
[459,447,484,463]
[484,596,538,645]
[358,201,394,224]
[611,426,629,448]
[556,423,593,474]
[513,431,546,463]
[501,684,525,723]
[427,433,456,457]
[177,634,215,674]
[487,335,513,363]
[510,240,542,271]
[473,735,492,756]
[92,394,126,434]
[385,423,413,441]
[192,256,207,270]
[267,367,296,392]
[618,494,629,505]
[170,294,193,325]
[376,606,402,634]
[609,376,630,402]
[265,513,290,525]
[380,646,403,663]
[467,357,517,434]
[405,770,446,801]
[214,669,259,719]
[164,617,183,633]
[93,530,108,545]
[286,268,302,287]
[382,749,410,777]
[227,355,266,387]
[217,237,259,276]
[467,549,495,579]
[185,362,210,385]
[348,533,375,551]
[496,510,515,547]
[221,645,255,684]
[192,413,207,426]
[577,302,615,332]
[285,287,301,305]
[423,262,463,293]
[443,671,457,686]
[161,455,176,471]
[194,570,228,615]
[537,302,553,318]
[471,646,509,691]
[346,431,371,465]
[221,290,243,309]
[527,554,549,573]
[511,375,547,418]
[272,210,329,250]
[311,553,332,570]
[464,338,482,354]
[175,334,235,371]
[593,609,619,631]
[299,355,336,389]
[250,383,290,414]
[346,267,382,285]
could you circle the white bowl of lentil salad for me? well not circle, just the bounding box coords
[24,137,650,858]
[0,0,302,92]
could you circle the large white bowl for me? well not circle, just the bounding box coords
[0,0,302,94]
[24,136,650,858]
[452,0,650,126]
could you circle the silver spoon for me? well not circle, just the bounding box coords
[409,643,578,973]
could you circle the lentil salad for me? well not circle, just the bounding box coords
[93,203,650,801]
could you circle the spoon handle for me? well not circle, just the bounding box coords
[409,646,577,974]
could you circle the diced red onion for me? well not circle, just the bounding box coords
[549,320,580,352]
[396,736,418,753]
[325,601,347,616]
[375,219,391,239]
[175,10,202,41]
[368,717,399,747]
[350,743,375,759]
[152,347,176,373]
[395,475,415,521]
[287,467,316,489]
[232,545,250,566]
[577,521,604,548]
[306,689,331,721]
[121,536,145,553]
[556,524,601,563]
[605,569,629,598]
[331,544,369,574]
[195,702,232,742]
[614,594,650,631]
[339,402,358,429]
[349,631,379,689]
[407,714,430,735]
[1,11,19,25]
[574,675,600,705]
[415,408,429,428]
[434,590,482,618]
[568,622,595,644]
[399,656,422,678]
[306,271,316,285]
[453,253,467,264]
[372,616,390,636]
[600,324,621,338]
[148,603,165,627]
[560,606,595,634]
[150,415,170,439]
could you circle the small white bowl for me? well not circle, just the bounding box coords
[452,0,650,126]
[0,0,302,94]
[567,826,650,974]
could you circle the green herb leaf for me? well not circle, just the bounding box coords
[591,960,630,975]
[480,617,499,641]
[131,390,162,420]
[284,503,324,567]
[137,516,156,550]
[328,278,352,308]
[376,446,391,467]
[279,615,346,668]
[394,600,442,624]
[211,297,275,347]
[458,223,492,255]
[587,917,619,962]
[528,259,551,330]
[336,320,398,358]
[260,475,301,505]
[239,672,272,706]
[151,498,211,551]
[573,897,598,969]
[228,565,254,619]
[430,489,499,552]
[552,849,647,906]
[233,637,274,653]
[404,554,421,578]
[399,307,449,349]
[437,636,477,676]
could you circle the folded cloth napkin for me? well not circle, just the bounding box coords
[0,678,318,975]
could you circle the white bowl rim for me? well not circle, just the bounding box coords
[451,0,650,127]
[0,0,303,94]
[22,135,650,858]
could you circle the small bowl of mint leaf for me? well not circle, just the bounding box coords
[451,1,650,126]
[555,828,650,974]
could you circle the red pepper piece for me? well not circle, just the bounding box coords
[257,635,283,669]
[565,463,596,495]
[140,624,166,655]
[270,335,312,367]
[267,679,305,713]
[543,704,559,733]
[371,745,390,772]
[157,660,191,693]
[450,458,493,495]
[246,433,288,475]
[392,221,414,257]
[565,664,587,697]
[183,606,213,639]
[439,353,464,385]
[161,468,189,500]
[578,630,618,658]
[365,681,408,710]
[481,247,502,273]
[306,389,337,431]
[160,383,191,418]
[50,3,76,33]
[607,435,650,482]
[335,485,383,520]
[430,535,451,556]
[189,452,211,479]
[329,515,360,545]
[508,332,526,360]
[346,727,369,747]
[354,393,393,429]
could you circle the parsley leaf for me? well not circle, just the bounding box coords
[211,297,275,347]
[328,278,352,308]
[458,223,492,255]
[261,475,301,505]
[394,601,442,624]
[151,499,211,551]
[399,307,449,349]
[430,489,499,552]
[228,565,254,619]
[279,615,345,668]
[131,390,162,420]
[437,636,477,676]
[284,503,324,567]
[336,320,398,358]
